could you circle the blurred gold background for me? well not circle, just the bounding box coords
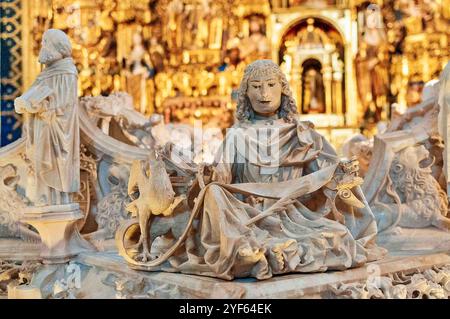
[14,0,450,147]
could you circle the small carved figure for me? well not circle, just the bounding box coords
[342,134,373,177]
[124,31,155,115]
[14,29,79,206]
[126,150,185,262]
[0,164,40,241]
[239,15,270,63]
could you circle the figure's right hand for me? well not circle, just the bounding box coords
[14,97,31,114]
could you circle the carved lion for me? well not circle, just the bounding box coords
[389,145,450,229]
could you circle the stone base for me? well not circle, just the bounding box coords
[0,238,41,260]
[21,203,95,264]
[377,227,450,255]
[2,226,450,298]
[20,251,448,298]
[7,284,42,299]
[1,242,449,298]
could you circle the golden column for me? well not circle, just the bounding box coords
[322,64,333,115]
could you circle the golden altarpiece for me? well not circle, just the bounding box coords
[2,0,450,299]
[18,0,450,147]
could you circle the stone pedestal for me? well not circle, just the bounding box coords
[8,284,42,299]
[377,227,450,255]
[55,251,450,298]
[21,203,94,264]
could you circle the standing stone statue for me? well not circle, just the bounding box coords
[14,29,92,263]
[15,29,79,206]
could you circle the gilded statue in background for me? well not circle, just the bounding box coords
[355,4,389,125]
[239,15,270,64]
[302,67,325,113]
[123,31,155,115]
[166,0,184,50]
[22,0,450,136]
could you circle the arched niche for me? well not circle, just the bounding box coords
[301,58,326,114]
[278,17,346,118]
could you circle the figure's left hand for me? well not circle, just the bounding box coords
[39,107,55,121]
[339,157,360,176]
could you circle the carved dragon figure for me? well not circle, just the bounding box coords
[126,150,185,262]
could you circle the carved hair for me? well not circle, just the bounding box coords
[43,29,72,58]
[235,60,298,123]
[389,147,448,219]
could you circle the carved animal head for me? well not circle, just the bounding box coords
[0,164,20,191]
[391,145,434,196]
[80,95,120,118]
[342,134,373,177]
[109,92,134,111]
[389,144,447,219]
[108,164,130,189]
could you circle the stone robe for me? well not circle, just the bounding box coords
[17,57,79,202]
[154,118,383,280]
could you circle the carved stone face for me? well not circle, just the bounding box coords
[38,33,63,65]
[400,145,430,171]
[246,72,282,117]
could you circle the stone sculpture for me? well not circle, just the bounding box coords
[79,92,224,165]
[80,92,155,148]
[80,92,147,136]
[362,63,450,233]
[342,134,373,177]
[367,136,450,232]
[14,29,80,206]
[330,264,450,299]
[125,150,186,262]
[437,62,450,198]
[87,164,131,241]
[117,60,385,280]
[0,164,39,241]
[13,29,92,263]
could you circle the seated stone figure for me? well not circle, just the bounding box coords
[117,60,385,280]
